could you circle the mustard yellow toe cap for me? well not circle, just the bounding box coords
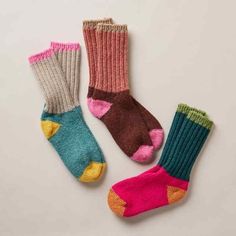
[79,162,106,183]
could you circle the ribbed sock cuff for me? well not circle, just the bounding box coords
[83,18,113,29]
[177,103,207,116]
[96,23,127,32]
[187,111,213,130]
[28,48,53,64]
[51,42,80,51]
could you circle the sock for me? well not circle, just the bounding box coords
[28,48,106,182]
[83,19,164,152]
[107,104,213,217]
[83,22,163,162]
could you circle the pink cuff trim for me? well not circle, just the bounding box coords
[51,42,80,51]
[28,49,53,64]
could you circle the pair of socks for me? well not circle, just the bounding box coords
[28,42,106,183]
[108,104,213,217]
[83,18,164,163]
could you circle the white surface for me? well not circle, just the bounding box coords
[0,0,236,235]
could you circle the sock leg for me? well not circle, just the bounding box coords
[83,18,113,95]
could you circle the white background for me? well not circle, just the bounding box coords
[1,0,236,235]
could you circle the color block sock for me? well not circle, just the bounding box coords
[107,104,213,217]
[28,48,105,182]
[83,19,164,152]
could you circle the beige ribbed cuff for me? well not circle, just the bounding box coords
[29,49,75,114]
[51,42,81,107]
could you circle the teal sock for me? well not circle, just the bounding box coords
[29,47,105,182]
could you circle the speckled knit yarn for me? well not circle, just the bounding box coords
[28,46,105,182]
[108,104,213,217]
[83,21,164,163]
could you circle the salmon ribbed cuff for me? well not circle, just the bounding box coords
[96,23,128,32]
[83,18,113,29]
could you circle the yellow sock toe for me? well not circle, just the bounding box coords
[79,162,106,183]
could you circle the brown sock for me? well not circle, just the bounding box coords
[83,19,164,151]
[83,21,163,162]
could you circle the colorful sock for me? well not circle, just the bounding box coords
[28,48,106,183]
[107,104,213,217]
[83,21,163,162]
[83,19,164,151]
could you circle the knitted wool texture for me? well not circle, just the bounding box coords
[107,104,213,217]
[83,20,164,163]
[29,44,105,182]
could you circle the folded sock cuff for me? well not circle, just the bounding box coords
[177,103,207,116]
[28,48,53,64]
[187,111,213,129]
[96,23,127,32]
[83,18,113,29]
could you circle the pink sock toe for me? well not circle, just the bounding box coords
[149,129,164,150]
[131,145,154,163]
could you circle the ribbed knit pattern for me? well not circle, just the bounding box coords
[96,24,129,92]
[83,18,113,87]
[162,111,213,180]
[29,49,74,113]
[51,42,81,106]
[159,103,207,166]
